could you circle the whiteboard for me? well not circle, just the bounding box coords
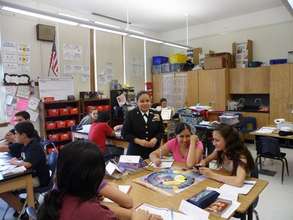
[38,77,74,100]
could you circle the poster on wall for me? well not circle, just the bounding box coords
[2,41,17,54]
[3,63,19,74]
[63,43,82,61]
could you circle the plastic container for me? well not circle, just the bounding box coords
[59,108,69,116]
[152,65,162,74]
[152,56,168,65]
[161,63,170,73]
[48,134,60,142]
[56,121,66,128]
[96,105,104,112]
[269,59,287,65]
[60,132,70,141]
[46,122,56,130]
[66,120,76,127]
[169,54,187,64]
[47,109,59,117]
[70,108,79,115]
[170,63,183,72]
[248,61,262,68]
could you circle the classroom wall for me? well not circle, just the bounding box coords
[159,6,293,64]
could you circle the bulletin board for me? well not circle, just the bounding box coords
[38,77,74,101]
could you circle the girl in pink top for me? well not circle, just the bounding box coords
[150,122,203,168]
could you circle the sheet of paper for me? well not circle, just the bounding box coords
[179,200,209,220]
[161,108,172,120]
[3,63,19,74]
[26,109,39,122]
[1,54,17,63]
[255,127,276,134]
[119,155,140,164]
[206,187,238,201]
[2,41,17,54]
[136,203,171,220]
[151,161,174,169]
[106,161,118,175]
[16,98,28,111]
[5,95,14,105]
[28,96,40,110]
[16,86,30,99]
[5,86,17,96]
[116,93,126,107]
[219,180,256,195]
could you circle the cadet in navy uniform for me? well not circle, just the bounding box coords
[122,91,164,159]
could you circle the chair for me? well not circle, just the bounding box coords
[255,136,289,183]
[25,207,37,220]
[237,116,257,139]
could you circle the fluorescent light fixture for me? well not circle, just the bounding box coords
[58,12,89,22]
[164,42,190,50]
[80,24,127,35]
[129,35,162,44]
[128,29,144,35]
[1,6,78,26]
[288,0,293,8]
[94,21,120,29]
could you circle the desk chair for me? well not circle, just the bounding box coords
[255,136,289,183]
[25,207,37,220]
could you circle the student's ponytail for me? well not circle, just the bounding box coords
[37,189,64,220]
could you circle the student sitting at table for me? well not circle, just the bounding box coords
[78,107,98,126]
[0,121,50,218]
[37,141,161,220]
[88,111,123,160]
[197,124,255,187]
[0,111,40,155]
[149,122,203,168]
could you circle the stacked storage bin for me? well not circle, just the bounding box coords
[152,56,169,73]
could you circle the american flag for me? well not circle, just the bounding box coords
[48,41,59,76]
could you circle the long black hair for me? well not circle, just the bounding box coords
[214,124,255,175]
[175,122,191,135]
[37,141,105,220]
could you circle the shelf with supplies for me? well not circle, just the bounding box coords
[40,99,80,148]
[79,96,111,118]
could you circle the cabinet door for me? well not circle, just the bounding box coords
[230,67,270,94]
[186,70,199,106]
[289,64,293,122]
[198,69,229,110]
[270,64,291,123]
[152,74,163,103]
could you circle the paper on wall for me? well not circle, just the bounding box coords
[5,95,14,105]
[28,97,40,110]
[5,86,17,96]
[63,43,82,61]
[2,41,17,54]
[1,54,17,63]
[16,98,29,111]
[16,86,30,99]
[18,55,31,65]
[83,65,89,75]
[26,109,39,122]
[19,64,31,75]
[18,43,31,55]
[3,63,19,74]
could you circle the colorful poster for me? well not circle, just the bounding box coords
[16,98,29,111]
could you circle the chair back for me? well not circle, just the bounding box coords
[26,207,37,220]
[47,151,58,175]
[256,136,281,156]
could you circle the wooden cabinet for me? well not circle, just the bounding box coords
[198,69,229,110]
[229,67,270,94]
[270,64,292,123]
[186,71,199,106]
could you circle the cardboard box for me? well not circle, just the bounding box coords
[187,48,202,65]
[204,52,234,69]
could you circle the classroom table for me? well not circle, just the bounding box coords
[250,130,293,140]
[71,131,129,150]
[0,153,35,213]
[107,163,268,220]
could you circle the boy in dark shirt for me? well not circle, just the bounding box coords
[0,122,49,217]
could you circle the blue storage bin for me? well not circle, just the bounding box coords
[270,59,287,65]
[152,56,168,65]
[152,65,162,74]
[161,63,170,73]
